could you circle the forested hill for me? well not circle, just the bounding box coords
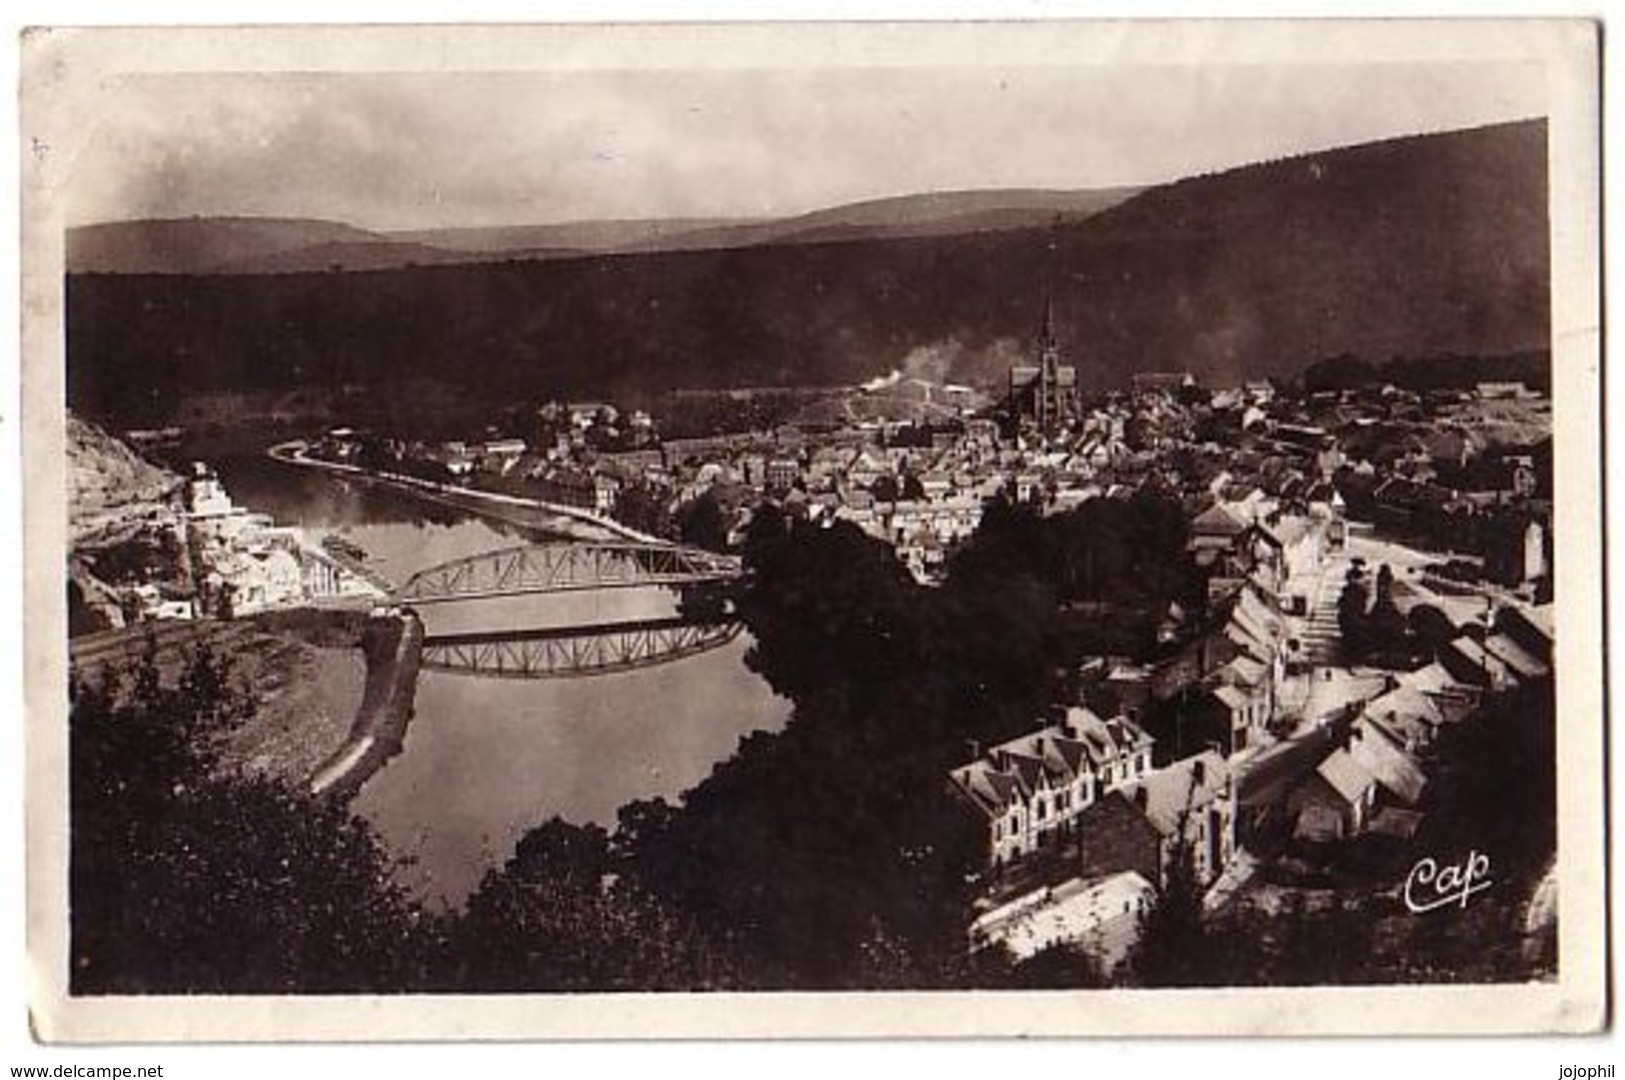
[67,119,1548,427]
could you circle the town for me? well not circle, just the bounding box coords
[68,296,1556,983]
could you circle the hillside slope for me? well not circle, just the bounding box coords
[67,412,179,538]
[67,119,1548,425]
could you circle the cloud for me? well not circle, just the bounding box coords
[63,62,1545,231]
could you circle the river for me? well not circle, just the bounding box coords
[209,452,793,906]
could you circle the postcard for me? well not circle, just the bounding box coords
[20,18,1604,1040]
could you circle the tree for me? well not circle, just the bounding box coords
[442,817,742,991]
[70,646,427,993]
[1364,563,1412,665]
[1337,567,1371,659]
[677,490,728,552]
[1126,837,1215,986]
[613,479,676,540]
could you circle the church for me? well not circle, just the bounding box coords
[1007,297,1079,435]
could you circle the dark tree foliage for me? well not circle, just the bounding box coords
[1419,683,1554,883]
[1336,567,1371,658]
[70,646,428,993]
[1302,353,1379,393]
[605,490,1196,987]
[1124,839,1212,987]
[964,942,1110,989]
[611,479,677,541]
[948,489,1190,613]
[83,529,187,588]
[1203,894,1380,986]
[676,490,729,553]
[1362,563,1417,667]
[440,818,745,992]
[605,505,1087,985]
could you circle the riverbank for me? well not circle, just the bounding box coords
[309,609,425,801]
[266,439,662,546]
[71,614,367,789]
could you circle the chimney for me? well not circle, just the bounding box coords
[966,738,982,763]
[1132,787,1149,811]
[1192,759,1206,785]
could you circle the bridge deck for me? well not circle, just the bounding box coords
[398,541,742,605]
[420,616,742,679]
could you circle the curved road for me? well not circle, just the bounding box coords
[266,440,665,546]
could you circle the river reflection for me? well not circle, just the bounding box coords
[212,453,792,907]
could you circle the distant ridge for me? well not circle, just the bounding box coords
[68,186,1139,275]
[388,217,755,255]
[67,216,385,275]
[68,119,1548,426]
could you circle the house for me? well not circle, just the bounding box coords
[1359,683,1448,754]
[1116,751,1236,886]
[1346,721,1427,809]
[1482,630,1551,686]
[483,437,528,461]
[948,708,1154,871]
[950,727,1097,869]
[1064,706,1155,792]
[1397,661,1481,724]
[592,473,620,515]
[1148,582,1286,714]
[1481,513,1549,589]
[765,458,801,495]
[1194,680,1270,757]
[1289,719,1426,843]
[1439,635,1516,691]
[1076,791,1165,887]
[1475,381,1534,400]
[1243,379,1276,406]
[1496,603,1554,665]
[130,582,194,621]
[1261,513,1325,589]
[1290,747,1377,842]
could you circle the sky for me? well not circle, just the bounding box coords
[64,59,1546,232]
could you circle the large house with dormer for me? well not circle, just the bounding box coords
[949,706,1155,870]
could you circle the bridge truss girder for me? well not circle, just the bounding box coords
[398,542,742,605]
[421,621,744,679]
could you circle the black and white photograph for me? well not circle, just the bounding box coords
[18,18,1605,1042]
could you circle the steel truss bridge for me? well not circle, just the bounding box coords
[421,616,743,679]
[396,541,742,605]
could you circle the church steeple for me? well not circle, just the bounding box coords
[1036,291,1064,432]
[1007,255,1079,439]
